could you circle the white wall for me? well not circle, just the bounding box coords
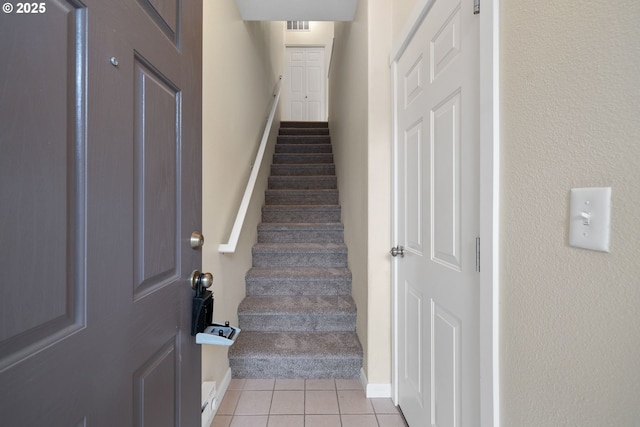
[201,0,283,388]
[500,1,640,424]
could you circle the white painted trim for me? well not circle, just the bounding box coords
[389,0,500,425]
[479,0,500,425]
[360,368,392,398]
[283,46,327,121]
[218,77,282,254]
[390,58,400,407]
[390,0,436,64]
[206,368,232,424]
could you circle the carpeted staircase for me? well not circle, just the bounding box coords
[228,121,363,379]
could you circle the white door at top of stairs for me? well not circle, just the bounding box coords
[286,47,325,121]
[392,0,481,425]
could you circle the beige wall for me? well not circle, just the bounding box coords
[329,0,371,377]
[365,0,392,387]
[500,0,640,424]
[329,0,393,387]
[201,0,284,386]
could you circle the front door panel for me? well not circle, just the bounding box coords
[0,1,202,425]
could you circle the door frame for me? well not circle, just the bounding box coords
[390,0,500,426]
[283,45,328,121]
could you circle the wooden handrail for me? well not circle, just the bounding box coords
[218,76,282,254]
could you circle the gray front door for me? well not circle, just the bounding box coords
[0,1,202,425]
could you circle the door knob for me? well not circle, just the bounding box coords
[390,246,405,257]
[191,270,213,290]
[190,231,205,249]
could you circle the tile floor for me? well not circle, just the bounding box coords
[211,379,407,427]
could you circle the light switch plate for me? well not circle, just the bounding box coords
[569,187,611,252]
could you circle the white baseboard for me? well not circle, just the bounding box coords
[203,368,232,427]
[360,368,392,398]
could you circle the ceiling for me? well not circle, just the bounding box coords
[235,0,358,21]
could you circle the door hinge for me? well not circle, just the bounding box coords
[475,237,481,272]
[473,0,480,14]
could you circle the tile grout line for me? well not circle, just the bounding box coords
[220,379,405,427]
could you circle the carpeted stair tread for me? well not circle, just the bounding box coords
[268,175,337,190]
[229,332,362,379]
[279,127,330,135]
[265,189,339,205]
[229,331,362,359]
[275,144,333,154]
[276,136,331,145]
[257,222,344,244]
[239,295,356,315]
[273,153,334,164]
[246,266,351,282]
[245,267,352,296]
[275,143,332,153]
[261,205,341,223]
[252,243,347,268]
[271,164,336,176]
[280,121,329,128]
[257,222,343,231]
[238,296,356,332]
[252,242,347,253]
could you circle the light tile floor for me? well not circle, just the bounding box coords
[211,379,408,427]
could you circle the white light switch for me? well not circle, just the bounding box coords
[569,187,612,252]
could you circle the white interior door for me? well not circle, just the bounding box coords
[393,0,480,425]
[286,47,325,121]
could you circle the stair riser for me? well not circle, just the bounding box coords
[279,128,330,136]
[280,121,329,129]
[252,252,347,268]
[238,314,356,332]
[277,136,331,145]
[270,165,336,176]
[246,280,351,296]
[262,208,341,223]
[258,229,343,244]
[273,154,334,164]
[229,358,361,379]
[265,191,339,205]
[268,177,337,190]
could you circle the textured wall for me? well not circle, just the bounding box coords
[329,0,371,377]
[366,0,393,387]
[201,0,284,387]
[500,1,640,425]
[329,0,394,388]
